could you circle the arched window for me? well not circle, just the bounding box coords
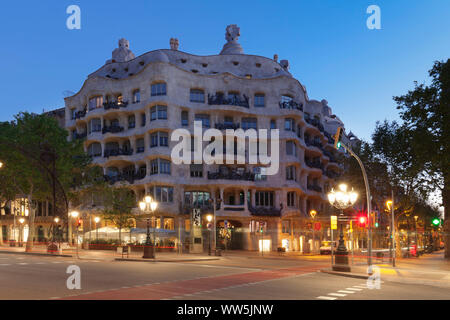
[87,142,102,157]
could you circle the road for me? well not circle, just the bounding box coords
[0,252,448,300]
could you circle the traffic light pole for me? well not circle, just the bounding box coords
[340,143,373,269]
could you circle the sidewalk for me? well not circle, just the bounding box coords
[0,244,220,262]
[321,250,450,288]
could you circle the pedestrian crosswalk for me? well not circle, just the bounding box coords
[316,283,371,300]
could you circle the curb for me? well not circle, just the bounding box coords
[320,269,369,280]
[115,257,221,263]
[0,250,73,258]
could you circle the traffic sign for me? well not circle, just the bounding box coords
[314,222,321,231]
[331,216,337,230]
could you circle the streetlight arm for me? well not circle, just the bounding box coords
[340,142,373,267]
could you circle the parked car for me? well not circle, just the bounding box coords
[320,241,336,255]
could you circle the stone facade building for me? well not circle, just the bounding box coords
[64,25,354,252]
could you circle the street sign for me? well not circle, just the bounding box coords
[192,208,201,227]
[331,216,337,230]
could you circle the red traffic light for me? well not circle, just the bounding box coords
[358,215,367,227]
[77,219,82,227]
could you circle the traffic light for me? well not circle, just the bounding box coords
[333,126,343,149]
[432,218,440,226]
[358,215,367,227]
[77,219,82,227]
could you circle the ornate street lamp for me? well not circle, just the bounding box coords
[139,196,158,259]
[327,184,358,272]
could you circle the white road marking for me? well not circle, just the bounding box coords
[317,296,337,300]
[345,287,362,291]
[328,293,346,297]
[353,285,367,289]
[0,264,11,266]
[18,263,28,265]
[338,290,355,294]
[52,261,62,264]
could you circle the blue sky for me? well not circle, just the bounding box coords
[0,0,449,142]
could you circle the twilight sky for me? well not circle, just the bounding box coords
[0,0,449,143]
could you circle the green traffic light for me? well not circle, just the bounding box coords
[375,222,379,228]
[337,142,341,148]
[432,218,440,226]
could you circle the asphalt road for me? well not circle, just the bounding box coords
[0,253,448,300]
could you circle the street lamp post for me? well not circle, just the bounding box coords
[206,215,213,256]
[414,215,419,258]
[386,195,395,267]
[139,196,158,259]
[310,210,317,254]
[327,183,358,272]
[94,217,100,242]
[18,218,25,247]
[69,211,79,258]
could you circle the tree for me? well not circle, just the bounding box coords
[0,112,90,251]
[101,186,136,244]
[393,60,450,258]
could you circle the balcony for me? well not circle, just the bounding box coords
[102,125,124,134]
[325,170,339,179]
[136,147,145,153]
[215,122,240,130]
[208,93,249,108]
[182,203,214,215]
[305,118,323,131]
[248,205,281,217]
[74,110,87,120]
[103,101,129,110]
[222,204,245,211]
[305,139,323,149]
[103,148,133,158]
[73,132,87,140]
[279,100,303,111]
[307,184,323,193]
[207,169,255,181]
[305,159,323,170]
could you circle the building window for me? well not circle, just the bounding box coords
[151,105,167,121]
[136,138,145,153]
[228,91,239,101]
[151,82,167,96]
[195,114,210,128]
[190,164,203,177]
[287,192,296,208]
[181,110,189,126]
[285,118,295,131]
[163,218,175,230]
[282,220,291,233]
[150,159,159,175]
[270,119,276,129]
[128,115,135,129]
[150,131,169,147]
[89,96,103,110]
[70,108,76,120]
[286,141,297,156]
[281,95,293,104]
[141,113,146,127]
[255,191,274,207]
[160,159,171,174]
[87,143,102,157]
[241,118,257,130]
[254,94,265,107]
[253,167,267,181]
[184,191,210,206]
[286,165,296,181]
[88,118,102,133]
[153,186,173,203]
[132,89,140,103]
[190,89,205,103]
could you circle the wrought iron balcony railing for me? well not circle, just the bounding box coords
[248,205,281,217]
[207,170,255,181]
[279,100,303,111]
[305,159,323,170]
[103,101,129,110]
[307,184,323,193]
[103,148,133,158]
[214,122,240,130]
[74,110,86,120]
[102,125,124,134]
[208,94,249,108]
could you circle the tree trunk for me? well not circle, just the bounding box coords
[443,181,450,259]
[119,227,122,245]
[25,193,34,252]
